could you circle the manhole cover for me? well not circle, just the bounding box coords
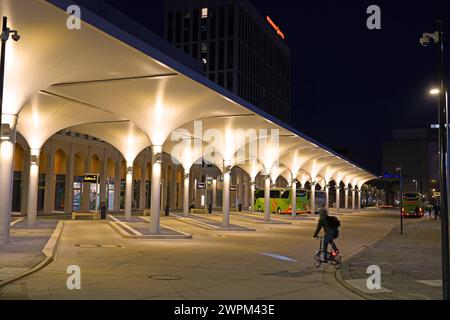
[149,275,181,281]
[74,244,123,248]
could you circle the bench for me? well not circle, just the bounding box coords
[72,211,100,220]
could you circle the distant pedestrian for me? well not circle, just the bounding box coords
[434,202,440,219]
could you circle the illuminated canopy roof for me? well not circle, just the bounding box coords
[1,0,376,187]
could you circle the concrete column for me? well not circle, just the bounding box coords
[150,146,162,234]
[250,181,255,211]
[291,179,297,217]
[124,161,133,221]
[264,175,271,222]
[26,149,40,226]
[310,182,316,215]
[336,185,340,213]
[139,159,146,210]
[114,155,121,211]
[243,176,249,209]
[352,188,356,210]
[222,168,231,227]
[358,190,362,210]
[65,145,74,214]
[345,187,349,211]
[183,169,190,216]
[238,173,244,210]
[212,178,217,208]
[0,115,17,244]
[100,151,107,206]
[44,142,55,214]
[325,185,329,210]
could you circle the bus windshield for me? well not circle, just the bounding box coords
[403,193,419,201]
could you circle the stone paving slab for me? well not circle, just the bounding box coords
[340,218,442,300]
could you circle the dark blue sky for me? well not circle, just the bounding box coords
[106,0,449,174]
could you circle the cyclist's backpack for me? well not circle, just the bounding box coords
[326,215,341,228]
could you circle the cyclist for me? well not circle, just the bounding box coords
[313,204,339,263]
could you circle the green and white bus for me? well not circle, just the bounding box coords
[253,188,326,214]
[402,193,425,218]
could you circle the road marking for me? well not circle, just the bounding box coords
[417,280,442,287]
[345,279,393,293]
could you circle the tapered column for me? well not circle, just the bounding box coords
[0,115,17,244]
[325,184,330,210]
[27,149,40,226]
[250,181,255,211]
[222,164,231,227]
[352,188,356,210]
[139,159,146,210]
[264,175,271,222]
[212,178,217,208]
[345,187,349,210]
[336,185,340,212]
[114,155,121,211]
[183,169,189,216]
[358,190,362,210]
[124,161,133,221]
[310,182,316,214]
[291,179,297,217]
[243,177,249,209]
[150,146,162,234]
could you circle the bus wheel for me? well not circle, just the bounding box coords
[277,208,281,214]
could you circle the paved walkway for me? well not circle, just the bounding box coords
[0,218,59,284]
[0,209,407,299]
[340,218,442,300]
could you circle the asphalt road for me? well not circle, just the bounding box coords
[0,209,410,300]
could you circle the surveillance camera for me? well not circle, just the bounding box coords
[419,36,430,47]
[11,33,20,42]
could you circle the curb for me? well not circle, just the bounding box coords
[0,221,65,289]
[333,223,399,300]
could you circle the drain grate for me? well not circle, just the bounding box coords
[149,274,181,281]
[74,244,123,248]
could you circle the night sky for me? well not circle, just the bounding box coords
[105,0,449,174]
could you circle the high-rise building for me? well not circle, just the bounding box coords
[164,0,292,123]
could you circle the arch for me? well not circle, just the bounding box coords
[90,154,101,174]
[54,149,67,175]
[13,143,25,172]
[74,152,85,176]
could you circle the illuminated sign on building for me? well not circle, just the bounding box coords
[84,174,99,183]
[266,16,285,40]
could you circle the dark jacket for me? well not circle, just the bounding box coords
[313,208,335,237]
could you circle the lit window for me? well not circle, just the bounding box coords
[202,8,208,18]
[201,42,207,52]
[202,58,207,64]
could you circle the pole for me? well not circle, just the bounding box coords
[399,167,403,235]
[436,19,450,300]
[0,17,8,122]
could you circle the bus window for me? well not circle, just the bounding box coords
[297,190,306,198]
[280,190,290,198]
[270,190,281,198]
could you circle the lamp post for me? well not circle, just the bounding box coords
[421,19,450,300]
[413,179,418,193]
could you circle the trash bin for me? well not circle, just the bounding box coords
[165,205,170,216]
[100,201,107,220]
[208,203,213,213]
[238,203,242,212]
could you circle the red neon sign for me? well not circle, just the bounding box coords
[266,16,285,40]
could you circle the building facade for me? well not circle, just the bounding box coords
[382,128,439,203]
[164,0,292,123]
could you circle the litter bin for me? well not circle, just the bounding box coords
[100,201,107,220]
[208,203,212,213]
[165,205,170,216]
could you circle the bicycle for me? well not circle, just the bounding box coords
[313,236,342,270]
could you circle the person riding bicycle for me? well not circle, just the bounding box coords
[313,204,340,263]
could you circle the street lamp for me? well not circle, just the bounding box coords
[421,19,450,300]
[0,17,20,135]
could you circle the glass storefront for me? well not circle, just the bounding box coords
[107,178,115,211]
[73,180,82,211]
[54,174,66,211]
[38,173,46,211]
[12,171,22,212]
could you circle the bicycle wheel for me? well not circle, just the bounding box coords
[313,253,322,268]
[332,255,342,270]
